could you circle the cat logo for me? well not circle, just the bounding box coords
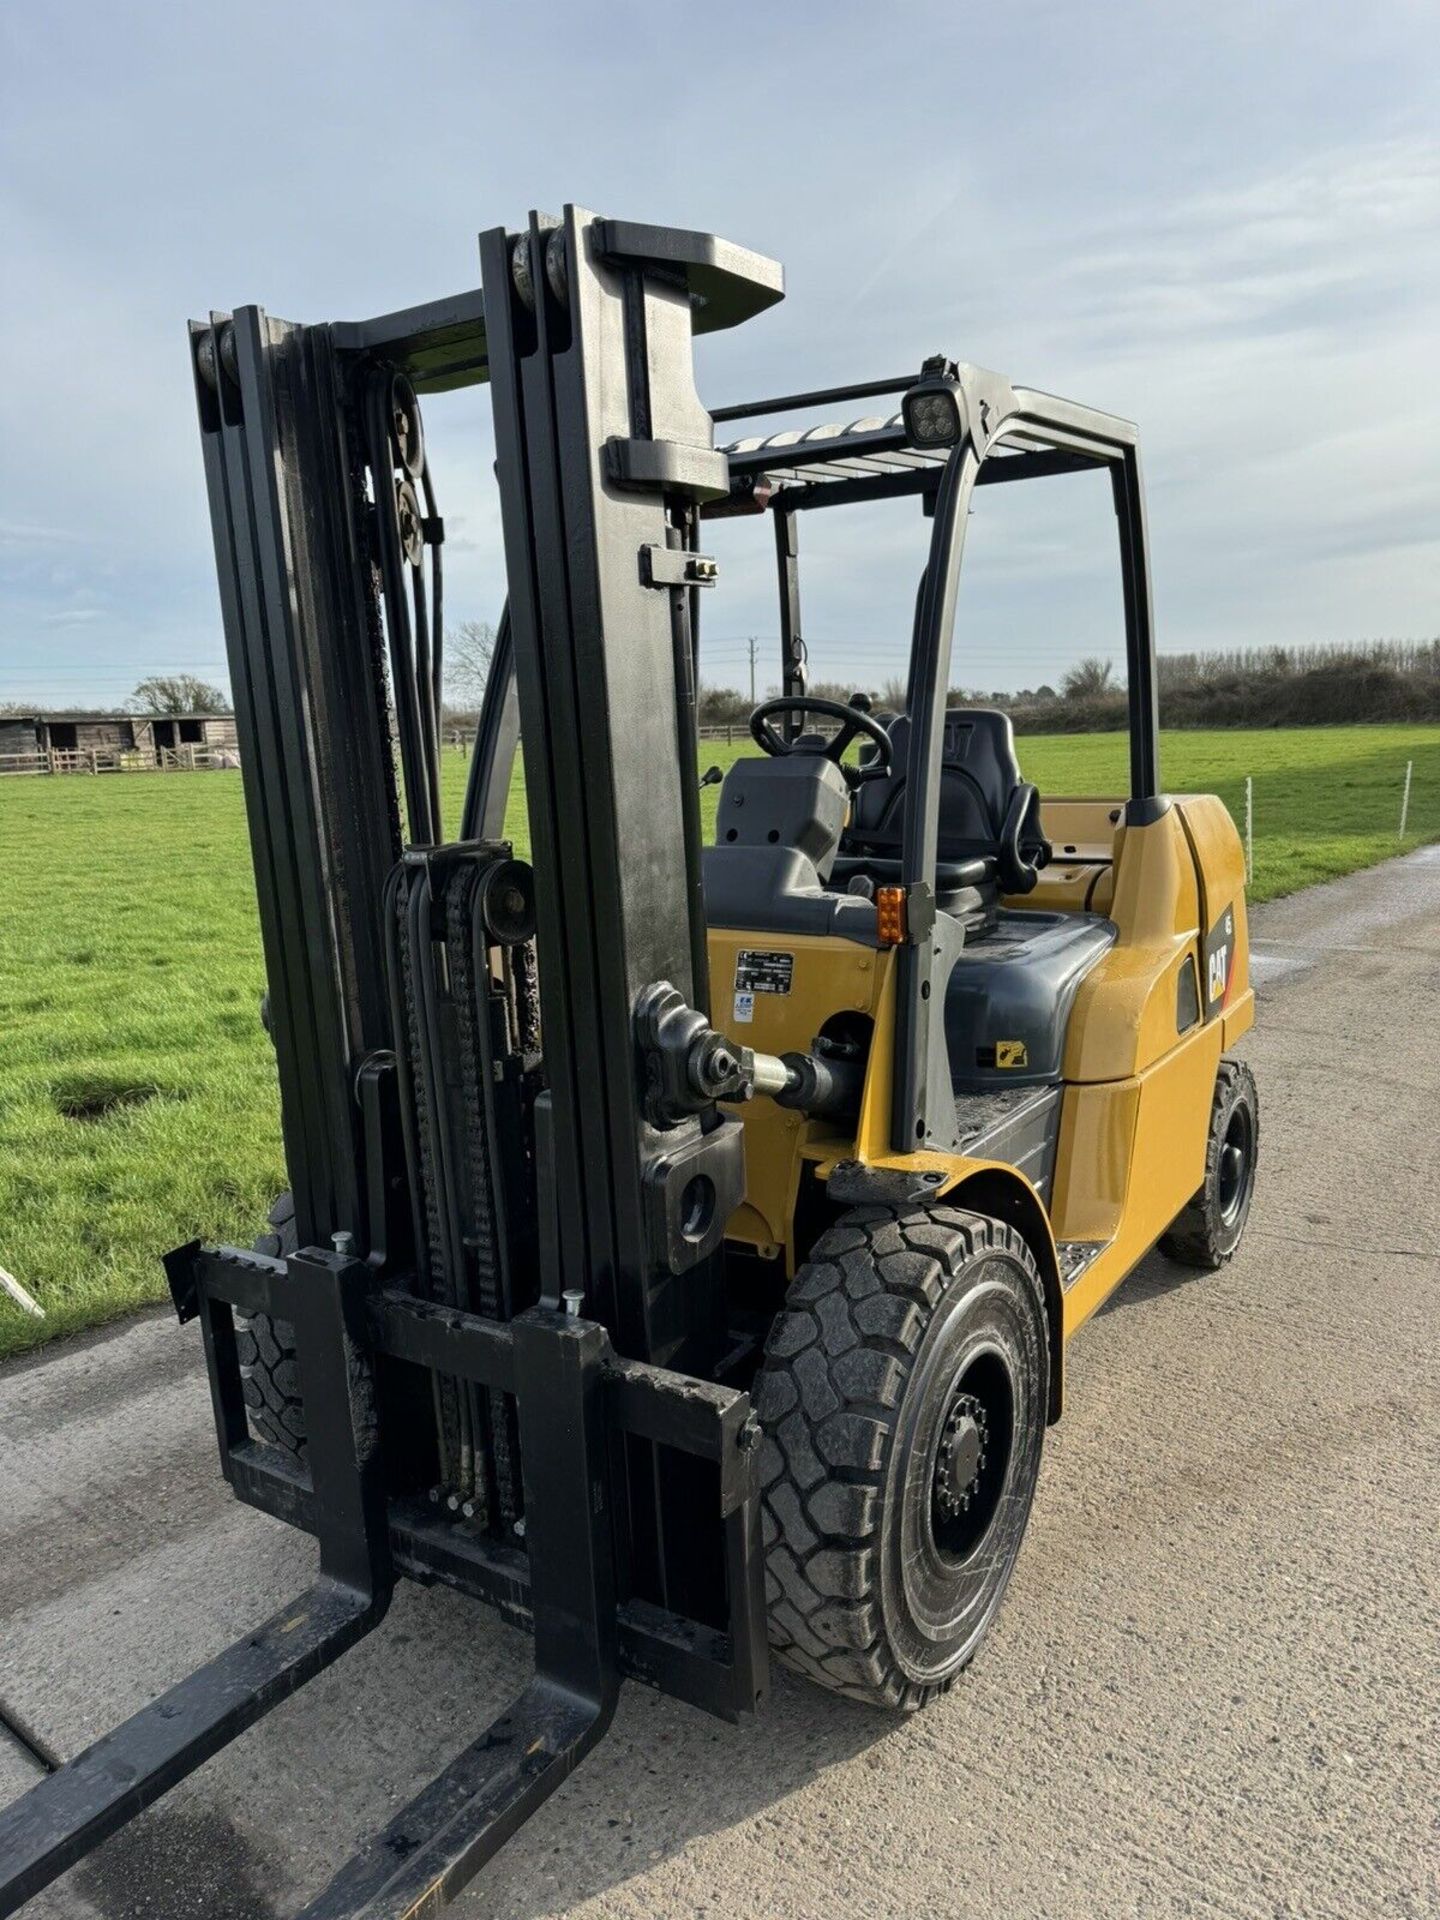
[1204,905,1236,1007]
[1207,943,1229,1003]
[996,1040,1029,1070]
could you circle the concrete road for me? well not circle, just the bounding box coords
[4,849,1439,1920]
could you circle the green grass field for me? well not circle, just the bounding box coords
[2,725,1436,1360]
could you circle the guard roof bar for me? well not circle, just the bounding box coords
[711,374,916,423]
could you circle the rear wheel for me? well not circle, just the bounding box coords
[1160,1057,1259,1270]
[236,1191,306,1462]
[755,1205,1049,1711]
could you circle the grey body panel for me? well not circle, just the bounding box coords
[946,910,1117,1088]
[701,845,881,941]
[952,1084,1063,1202]
[713,753,849,876]
[703,754,881,941]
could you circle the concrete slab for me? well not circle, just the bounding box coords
[1249,840,1440,987]
[3,858,1438,1920]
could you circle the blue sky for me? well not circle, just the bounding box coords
[2,1,1436,707]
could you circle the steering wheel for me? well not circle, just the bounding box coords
[749,696,893,779]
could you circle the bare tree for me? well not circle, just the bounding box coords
[129,674,230,713]
[1061,657,1116,698]
[445,620,498,713]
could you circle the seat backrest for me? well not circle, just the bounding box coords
[847,707,1027,860]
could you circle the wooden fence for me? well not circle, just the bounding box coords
[448,725,782,751]
[0,746,238,777]
[698,721,843,744]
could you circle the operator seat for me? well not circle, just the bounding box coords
[837,707,1051,921]
[842,708,1117,1093]
[845,707,1048,868]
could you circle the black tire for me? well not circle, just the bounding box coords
[755,1205,1049,1711]
[236,1191,306,1462]
[1159,1057,1259,1270]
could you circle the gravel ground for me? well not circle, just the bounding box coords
[3,848,1438,1920]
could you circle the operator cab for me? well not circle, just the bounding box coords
[702,694,1116,1105]
[464,362,1163,1157]
[697,374,1149,1140]
[703,696,1048,930]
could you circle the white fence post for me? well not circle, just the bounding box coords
[0,1264,45,1319]
[1398,759,1413,838]
[1245,775,1254,884]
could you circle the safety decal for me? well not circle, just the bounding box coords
[995,1040,1029,1070]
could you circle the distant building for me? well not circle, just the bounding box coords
[0,712,240,771]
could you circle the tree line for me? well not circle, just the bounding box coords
[692,639,1440,733]
[17,635,1433,736]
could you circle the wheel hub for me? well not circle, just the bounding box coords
[1219,1105,1252,1225]
[934,1392,989,1520]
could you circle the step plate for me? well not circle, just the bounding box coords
[1055,1241,1106,1291]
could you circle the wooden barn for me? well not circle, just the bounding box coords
[0,712,240,774]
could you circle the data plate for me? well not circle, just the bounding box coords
[734,950,794,995]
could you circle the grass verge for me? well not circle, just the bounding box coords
[1,724,1435,1359]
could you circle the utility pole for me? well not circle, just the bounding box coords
[748,635,757,708]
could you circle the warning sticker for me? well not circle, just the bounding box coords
[735,950,794,995]
[995,1040,1029,1070]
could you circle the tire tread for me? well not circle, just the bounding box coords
[237,1191,307,1461]
[756,1205,1041,1712]
[1159,1057,1259,1269]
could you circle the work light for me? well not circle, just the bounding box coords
[903,358,964,447]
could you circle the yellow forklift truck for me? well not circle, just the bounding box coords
[693,361,1259,1703]
[1,210,1256,1916]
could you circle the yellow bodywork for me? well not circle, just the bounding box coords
[708,790,1252,1406]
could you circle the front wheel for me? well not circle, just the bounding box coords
[755,1206,1049,1711]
